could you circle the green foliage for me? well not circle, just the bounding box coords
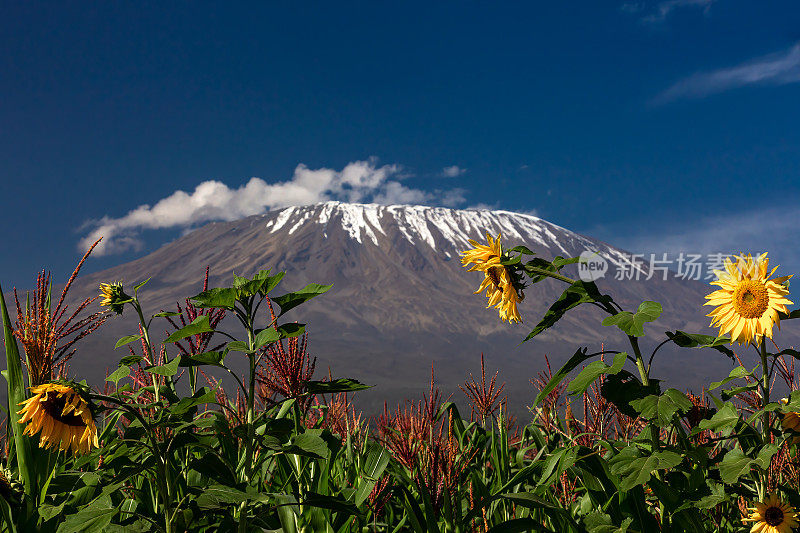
[3,247,799,532]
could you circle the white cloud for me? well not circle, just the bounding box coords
[80,158,467,255]
[441,165,467,178]
[624,0,715,22]
[656,43,800,102]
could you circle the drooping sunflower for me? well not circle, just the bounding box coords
[743,493,799,533]
[461,233,524,323]
[780,402,800,444]
[704,253,792,345]
[99,281,130,315]
[17,383,99,456]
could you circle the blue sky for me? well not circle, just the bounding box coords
[2,1,800,288]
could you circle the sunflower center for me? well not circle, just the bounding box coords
[486,266,503,287]
[765,505,785,526]
[732,279,770,319]
[40,394,86,427]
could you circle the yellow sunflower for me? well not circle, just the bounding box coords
[704,253,792,345]
[781,403,800,444]
[17,383,99,456]
[99,281,130,315]
[743,493,799,533]
[461,233,524,323]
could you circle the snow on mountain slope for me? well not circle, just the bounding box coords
[263,202,630,265]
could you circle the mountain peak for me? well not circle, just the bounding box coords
[262,202,586,254]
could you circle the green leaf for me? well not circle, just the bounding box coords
[533,347,591,406]
[566,352,627,394]
[143,357,180,377]
[719,445,778,484]
[225,341,252,353]
[164,315,213,343]
[509,245,536,255]
[152,311,179,318]
[55,499,117,533]
[114,334,142,349]
[0,283,35,497]
[190,287,237,310]
[778,309,800,320]
[601,371,662,418]
[608,447,682,491]
[486,518,547,533]
[665,331,735,360]
[584,511,633,533]
[710,365,754,390]
[272,283,333,316]
[355,442,390,506]
[306,379,373,394]
[602,301,662,337]
[119,355,144,366]
[132,278,150,293]
[284,432,329,459]
[630,389,693,427]
[697,402,739,436]
[524,281,612,341]
[178,350,225,367]
[195,485,262,509]
[253,323,306,349]
[106,366,130,385]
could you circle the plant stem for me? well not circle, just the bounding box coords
[759,338,770,500]
[238,323,257,533]
[524,266,576,285]
[133,300,160,404]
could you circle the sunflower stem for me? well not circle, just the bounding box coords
[133,300,160,405]
[759,338,770,500]
[524,266,576,285]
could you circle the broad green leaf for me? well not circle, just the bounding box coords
[608,448,682,491]
[524,281,612,341]
[143,357,180,377]
[306,379,373,394]
[178,351,225,367]
[106,366,130,385]
[272,283,333,316]
[195,484,265,509]
[567,352,627,394]
[225,340,252,353]
[719,445,778,484]
[253,323,306,349]
[602,301,662,337]
[190,287,237,309]
[164,315,213,343]
[285,432,329,459]
[114,334,142,349]
[630,389,693,427]
[665,330,735,360]
[697,402,739,436]
[584,511,633,533]
[55,498,117,533]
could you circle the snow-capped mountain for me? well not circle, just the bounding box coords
[57,203,735,414]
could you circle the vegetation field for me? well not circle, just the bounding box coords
[2,234,800,532]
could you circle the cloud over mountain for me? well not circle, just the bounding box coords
[79,159,466,255]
